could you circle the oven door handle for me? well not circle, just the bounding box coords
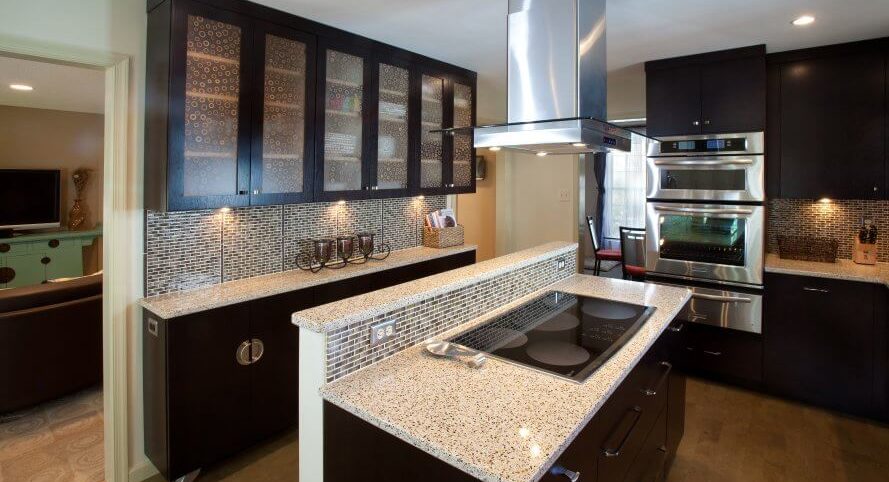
[652,205,754,215]
[691,293,753,303]
[652,158,755,166]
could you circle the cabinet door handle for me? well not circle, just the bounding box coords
[802,287,830,294]
[252,189,260,195]
[702,350,722,356]
[238,190,248,195]
[703,120,711,125]
[667,323,684,333]
[250,338,265,364]
[549,465,580,481]
[236,340,252,366]
[603,406,642,457]
[41,256,51,265]
[692,121,700,126]
[642,361,672,396]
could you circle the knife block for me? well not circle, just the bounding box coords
[853,238,878,265]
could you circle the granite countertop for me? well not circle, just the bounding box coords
[764,253,889,287]
[139,244,477,319]
[320,275,691,482]
[293,241,578,333]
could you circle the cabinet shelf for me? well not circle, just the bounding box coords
[267,66,304,77]
[379,115,407,123]
[326,109,360,118]
[184,150,237,159]
[378,158,405,164]
[186,50,239,65]
[325,155,361,163]
[262,153,302,160]
[186,91,238,102]
[379,88,407,97]
[326,77,362,89]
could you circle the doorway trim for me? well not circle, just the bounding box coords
[0,34,132,482]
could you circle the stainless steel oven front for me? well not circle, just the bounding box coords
[646,132,765,202]
[645,202,764,286]
[650,280,762,334]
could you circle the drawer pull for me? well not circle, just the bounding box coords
[48,239,60,248]
[643,361,672,396]
[549,465,580,481]
[702,350,722,356]
[691,293,752,303]
[236,340,252,366]
[667,323,684,333]
[603,406,642,458]
[0,243,9,253]
[802,287,830,294]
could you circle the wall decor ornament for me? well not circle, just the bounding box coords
[68,168,92,230]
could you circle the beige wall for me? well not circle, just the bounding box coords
[607,63,647,120]
[0,105,105,227]
[1,0,148,478]
[456,152,496,261]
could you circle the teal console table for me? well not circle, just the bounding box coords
[0,227,102,289]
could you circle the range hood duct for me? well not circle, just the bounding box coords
[439,0,641,154]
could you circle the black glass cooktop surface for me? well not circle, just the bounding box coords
[448,291,655,382]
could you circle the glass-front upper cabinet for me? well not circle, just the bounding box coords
[315,41,372,200]
[451,79,476,191]
[372,61,411,196]
[419,73,446,192]
[167,3,253,210]
[250,22,316,205]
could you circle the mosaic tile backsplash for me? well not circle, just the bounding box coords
[325,247,576,382]
[145,196,446,296]
[767,199,889,262]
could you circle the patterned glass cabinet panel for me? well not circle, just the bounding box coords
[420,74,446,189]
[169,2,253,210]
[375,62,411,192]
[320,48,366,194]
[452,81,475,188]
[250,22,316,205]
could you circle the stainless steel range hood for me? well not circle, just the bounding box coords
[437,0,640,154]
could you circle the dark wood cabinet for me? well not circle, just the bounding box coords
[672,322,763,388]
[645,45,765,137]
[763,273,876,416]
[144,250,475,480]
[768,41,886,199]
[146,0,477,211]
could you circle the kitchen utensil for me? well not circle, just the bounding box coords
[425,341,486,369]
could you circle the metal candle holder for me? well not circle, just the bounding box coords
[296,233,391,273]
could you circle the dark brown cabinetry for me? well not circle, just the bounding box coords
[146,0,476,211]
[645,45,766,137]
[325,327,684,482]
[763,273,876,417]
[144,250,475,480]
[671,322,763,388]
[767,39,887,199]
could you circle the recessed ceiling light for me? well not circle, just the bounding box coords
[536,152,548,157]
[9,84,33,91]
[488,146,501,152]
[792,15,815,26]
[571,143,586,148]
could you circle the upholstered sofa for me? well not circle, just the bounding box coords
[0,273,102,413]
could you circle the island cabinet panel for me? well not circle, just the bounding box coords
[645,45,765,137]
[143,250,475,480]
[763,273,876,417]
[766,38,887,200]
[672,322,763,388]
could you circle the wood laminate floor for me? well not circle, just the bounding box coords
[668,377,889,482]
[0,387,104,482]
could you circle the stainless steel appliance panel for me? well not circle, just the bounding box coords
[655,282,762,334]
[647,132,765,157]
[646,155,765,202]
[645,203,764,286]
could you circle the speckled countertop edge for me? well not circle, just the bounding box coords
[765,253,889,287]
[320,275,691,482]
[139,244,477,319]
[293,241,578,333]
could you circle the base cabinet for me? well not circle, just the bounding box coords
[324,327,685,482]
[144,251,475,480]
[672,322,763,388]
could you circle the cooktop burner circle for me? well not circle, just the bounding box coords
[535,312,580,332]
[582,299,639,320]
[491,328,529,349]
[525,341,591,367]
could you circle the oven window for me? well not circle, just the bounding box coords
[659,215,746,266]
[660,169,746,191]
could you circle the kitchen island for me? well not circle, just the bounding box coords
[293,243,691,482]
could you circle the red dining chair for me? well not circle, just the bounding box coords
[586,216,622,275]
[619,226,647,281]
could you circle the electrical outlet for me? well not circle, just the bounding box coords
[369,319,397,346]
[558,189,570,202]
[557,258,566,270]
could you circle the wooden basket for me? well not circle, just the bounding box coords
[423,225,465,249]
[777,235,838,263]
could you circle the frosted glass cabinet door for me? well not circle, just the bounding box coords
[322,49,365,193]
[251,24,315,204]
[376,63,410,191]
[452,82,474,188]
[420,74,445,189]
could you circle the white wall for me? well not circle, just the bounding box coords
[0,0,148,478]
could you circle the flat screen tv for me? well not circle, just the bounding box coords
[0,169,62,234]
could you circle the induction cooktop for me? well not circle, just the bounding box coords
[448,291,655,382]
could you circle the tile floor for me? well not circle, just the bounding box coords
[0,387,104,482]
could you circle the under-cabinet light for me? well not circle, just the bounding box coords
[792,15,815,26]
[9,84,33,91]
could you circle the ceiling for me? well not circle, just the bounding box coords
[0,56,105,114]
[256,0,889,120]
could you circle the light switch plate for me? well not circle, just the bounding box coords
[558,190,570,202]
[557,258,566,270]
[370,319,397,346]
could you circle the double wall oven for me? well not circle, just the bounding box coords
[645,132,765,334]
